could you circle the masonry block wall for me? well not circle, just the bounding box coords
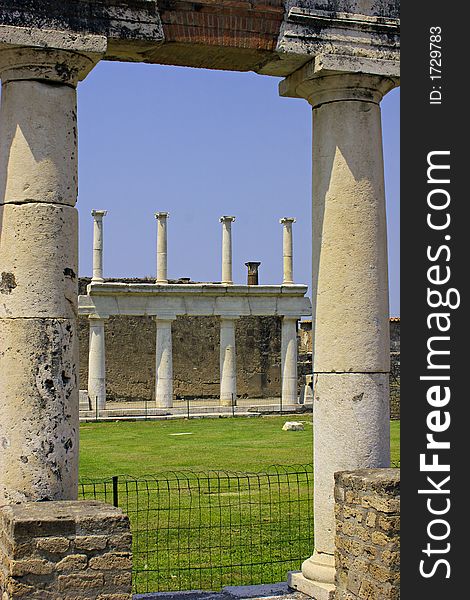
[334,469,400,600]
[0,501,132,600]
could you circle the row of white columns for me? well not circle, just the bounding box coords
[88,313,299,410]
[92,210,297,287]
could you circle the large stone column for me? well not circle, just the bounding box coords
[87,316,108,412]
[280,217,296,285]
[155,317,175,408]
[220,317,238,406]
[91,209,107,283]
[0,36,105,504]
[280,70,397,598]
[220,216,235,284]
[281,317,298,405]
[155,211,169,284]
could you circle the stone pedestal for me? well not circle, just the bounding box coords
[0,501,132,600]
[220,317,238,406]
[155,318,175,408]
[280,70,397,595]
[87,316,108,411]
[0,38,105,504]
[281,317,298,404]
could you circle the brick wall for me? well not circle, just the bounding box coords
[334,469,400,600]
[0,501,132,600]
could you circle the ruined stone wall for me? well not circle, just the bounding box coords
[334,469,400,600]
[78,279,282,400]
[0,501,132,600]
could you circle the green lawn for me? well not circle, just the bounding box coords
[79,416,400,478]
[79,417,400,593]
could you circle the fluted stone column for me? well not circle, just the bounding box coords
[155,317,175,408]
[280,70,397,597]
[280,217,296,285]
[0,37,105,504]
[220,317,238,406]
[91,209,107,283]
[281,317,298,405]
[155,212,169,284]
[220,216,235,284]
[87,316,108,411]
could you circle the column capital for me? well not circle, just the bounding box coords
[280,217,296,225]
[0,26,106,85]
[219,215,236,223]
[155,212,169,220]
[91,209,107,219]
[154,315,177,323]
[280,63,398,108]
[88,314,109,322]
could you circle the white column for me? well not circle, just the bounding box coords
[280,71,396,597]
[155,212,169,284]
[220,216,235,284]
[0,41,104,505]
[91,209,107,283]
[220,317,238,406]
[87,316,107,411]
[155,317,175,408]
[280,217,296,285]
[281,317,298,405]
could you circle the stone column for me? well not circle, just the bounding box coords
[220,317,238,406]
[87,316,108,412]
[220,216,235,284]
[280,71,396,597]
[281,317,298,405]
[0,38,105,504]
[155,212,169,284]
[91,209,107,283]
[280,217,296,285]
[155,317,175,408]
[245,261,261,285]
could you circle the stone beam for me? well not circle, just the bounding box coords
[78,283,312,318]
[0,0,164,62]
[0,1,399,76]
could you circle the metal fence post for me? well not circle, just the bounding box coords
[187,397,190,420]
[112,475,119,507]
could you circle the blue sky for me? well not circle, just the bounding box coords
[77,62,400,315]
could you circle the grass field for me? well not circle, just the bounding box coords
[79,415,400,477]
[79,416,400,593]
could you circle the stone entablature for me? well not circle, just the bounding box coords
[0,1,399,75]
[79,282,312,319]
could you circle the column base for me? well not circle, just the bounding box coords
[288,551,336,599]
[288,572,335,600]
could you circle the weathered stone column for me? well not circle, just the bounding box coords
[87,315,108,411]
[220,317,238,406]
[280,69,397,598]
[155,211,169,284]
[91,209,107,283]
[280,217,296,285]
[281,317,298,404]
[245,261,261,285]
[155,317,175,408]
[220,216,235,284]
[0,34,105,504]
